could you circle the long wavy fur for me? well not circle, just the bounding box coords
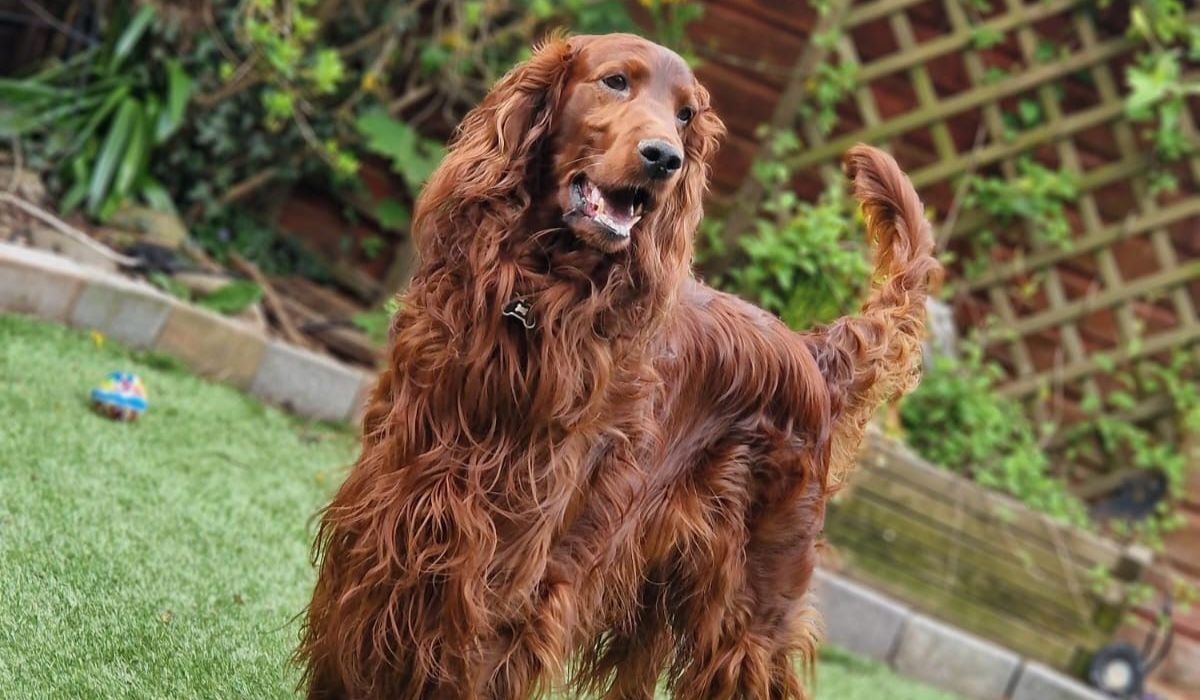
[297,34,940,700]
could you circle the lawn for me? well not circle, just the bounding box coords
[0,313,959,699]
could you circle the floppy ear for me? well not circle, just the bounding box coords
[416,36,575,221]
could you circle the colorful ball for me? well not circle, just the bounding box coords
[90,371,149,422]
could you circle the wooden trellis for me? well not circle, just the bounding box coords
[680,0,1200,679]
[699,0,1199,445]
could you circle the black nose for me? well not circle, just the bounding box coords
[638,139,683,180]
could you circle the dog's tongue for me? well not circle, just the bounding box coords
[584,182,640,235]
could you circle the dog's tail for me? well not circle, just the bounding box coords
[807,144,943,490]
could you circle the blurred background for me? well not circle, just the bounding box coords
[0,1,1198,698]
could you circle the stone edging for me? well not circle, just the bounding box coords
[0,241,374,424]
[814,570,1109,700]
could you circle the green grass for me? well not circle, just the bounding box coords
[0,313,959,699]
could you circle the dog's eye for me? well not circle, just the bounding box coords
[602,74,628,92]
[677,106,695,124]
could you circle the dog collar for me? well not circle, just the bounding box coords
[502,298,536,330]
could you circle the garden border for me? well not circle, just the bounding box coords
[0,241,374,425]
[814,569,1108,700]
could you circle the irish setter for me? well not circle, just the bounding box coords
[298,33,941,699]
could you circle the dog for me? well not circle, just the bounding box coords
[297,32,941,699]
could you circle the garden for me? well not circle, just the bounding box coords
[1,0,1199,698]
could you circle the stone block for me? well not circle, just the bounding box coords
[812,569,910,662]
[348,372,379,428]
[1011,662,1108,700]
[250,340,364,422]
[0,243,83,321]
[892,614,1021,700]
[69,275,171,348]
[154,302,267,388]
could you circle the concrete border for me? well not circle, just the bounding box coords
[0,242,373,425]
[813,567,1110,700]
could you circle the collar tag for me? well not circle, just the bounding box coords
[502,299,536,330]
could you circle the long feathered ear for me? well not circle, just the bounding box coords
[413,36,575,248]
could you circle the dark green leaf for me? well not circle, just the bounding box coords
[67,84,130,156]
[88,98,139,215]
[196,280,263,315]
[157,59,192,143]
[374,199,410,230]
[112,5,157,68]
[59,178,89,216]
[139,175,176,212]
[113,102,147,198]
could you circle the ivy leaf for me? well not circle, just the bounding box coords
[354,107,444,188]
[374,199,410,230]
[1125,52,1179,119]
[196,280,263,315]
[310,49,346,95]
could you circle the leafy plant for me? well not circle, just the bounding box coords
[1060,351,1199,547]
[709,131,870,329]
[0,4,192,219]
[901,343,1090,526]
[195,280,264,315]
[354,108,445,191]
[190,209,331,280]
[148,270,263,316]
[962,157,1078,275]
[1122,0,1200,165]
[352,297,402,346]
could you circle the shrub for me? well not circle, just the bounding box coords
[901,344,1090,527]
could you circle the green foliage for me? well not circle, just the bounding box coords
[190,209,331,281]
[970,25,1005,50]
[1125,50,1200,161]
[354,108,444,191]
[0,4,192,219]
[800,62,860,138]
[195,280,265,315]
[1062,351,1200,547]
[1123,0,1200,165]
[715,131,870,329]
[148,271,264,316]
[352,297,402,346]
[962,157,1078,276]
[635,0,705,62]
[901,344,1090,526]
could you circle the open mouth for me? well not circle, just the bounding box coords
[568,175,651,239]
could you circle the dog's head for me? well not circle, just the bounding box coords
[550,34,724,253]
[420,33,725,258]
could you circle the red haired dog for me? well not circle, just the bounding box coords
[298,33,940,699]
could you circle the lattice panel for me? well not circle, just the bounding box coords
[771,0,1200,448]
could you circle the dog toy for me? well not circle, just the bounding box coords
[90,371,148,421]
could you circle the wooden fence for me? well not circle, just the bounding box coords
[683,0,1199,426]
[827,429,1151,673]
[671,0,1198,688]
